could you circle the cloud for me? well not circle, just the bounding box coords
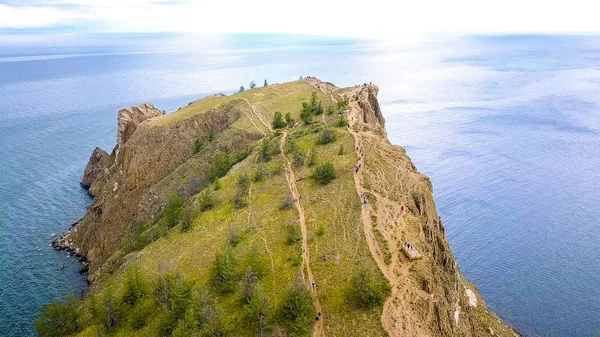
[1,0,600,34]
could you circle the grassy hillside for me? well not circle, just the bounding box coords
[38,81,388,337]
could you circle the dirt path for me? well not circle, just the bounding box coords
[243,98,273,133]
[280,132,324,337]
[242,108,266,136]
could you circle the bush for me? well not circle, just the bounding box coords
[338,144,344,155]
[122,268,146,307]
[292,152,304,169]
[239,271,259,304]
[211,248,238,294]
[233,149,249,164]
[210,152,232,181]
[258,139,271,163]
[311,163,336,185]
[198,189,215,212]
[95,284,123,332]
[316,223,326,237]
[253,167,265,182]
[336,115,348,128]
[193,138,204,154]
[180,206,194,232]
[239,86,245,93]
[280,278,316,337]
[264,79,268,87]
[162,192,184,229]
[35,296,81,337]
[249,81,256,89]
[280,195,294,211]
[128,299,152,330]
[285,112,295,127]
[272,111,286,129]
[285,225,301,246]
[244,288,273,335]
[347,265,390,309]
[300,102,313,124]
[326,105,334,115]
[317,129,336,145]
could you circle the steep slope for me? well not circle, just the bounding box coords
[46,79,517,337]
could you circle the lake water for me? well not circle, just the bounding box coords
[1,34,599,336]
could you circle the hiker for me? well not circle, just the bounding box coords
[401,205,404,211]
[318,312,322,317]
[312,281,316,287]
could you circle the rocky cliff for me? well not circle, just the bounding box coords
[55,79,517,337]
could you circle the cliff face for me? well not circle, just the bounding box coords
[69,100,262,275]
[62,79,516,337]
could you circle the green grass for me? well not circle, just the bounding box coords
[52,81,390,337]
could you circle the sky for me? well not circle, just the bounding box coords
[1,0,600,36]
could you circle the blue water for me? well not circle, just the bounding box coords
[1,34,599,336]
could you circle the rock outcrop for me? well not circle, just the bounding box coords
[80,147,109,190]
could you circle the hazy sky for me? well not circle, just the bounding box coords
[0,0,599,35]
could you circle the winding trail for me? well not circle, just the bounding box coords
[280,131,324,337]
[243,98,273,133]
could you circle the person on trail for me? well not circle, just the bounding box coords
[401,205,405,211]
[312,281,316,288]
[318,312,322,317]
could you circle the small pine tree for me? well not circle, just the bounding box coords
[311,162,336,185]
[198,189,215,212]
[272,111,286,129]
[317,129,336,145]
[211,248,238,294]
[300,102,313,124]
[162,192,184,228]
[239,86,245,92]
[122,268,146,307]
[244,288,273,335]
[280,278,316,336]
[210,151,232,181]
[249,81,256,89]
[193,138,204,154]
[285,112,295,127]
[347,265,391,309]
[264,79,268,87]
[35,296,81,337]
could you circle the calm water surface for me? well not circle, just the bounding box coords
[1,34,599,336]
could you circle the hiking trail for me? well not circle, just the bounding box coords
[280,131,324,337]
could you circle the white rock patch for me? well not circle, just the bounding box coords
[465,288,478,307]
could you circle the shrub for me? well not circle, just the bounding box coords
[253,167,265,182]
[122,268,146,307]
[326,105,334,115]
[211,248,238,294]
[244,288,273,335]
[338,144,344,155]
[249,81,256,89]
[208,132,215,142]
[347,265,391,309]
[128,299,152,330]
[280,195,294,211]
[317,129,336,145]
[233,149,249,164]
[162,192,184,229]
[285,139,298,154]
[336,115,348,128]
[285,112,295,127]
[180,206,194,232]
[272,111,286,129]
[211,151,232,181]
[316,223,326,237]
[239,86,245,92]
[193,138,204,154]
[35,296,81,337]
[300,102,313,124]
[198,189,215,212]
[213,178,221,190]
[239,271,259,304]
[286,225,301,246]
[311,163,336,185]
[264,79,268,87]
[258,139,271,163]
[280,278,316,337]
[96,284,122,332]
[292,152,304,169]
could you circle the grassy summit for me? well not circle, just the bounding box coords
[39,80,388,337]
